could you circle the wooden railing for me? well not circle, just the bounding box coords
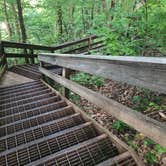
[0,35,103,65]
[0,42,7,80]
[39,53,166,147]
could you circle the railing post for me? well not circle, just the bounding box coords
[24,48,29,64]
[88,36,92,52]
[30,49,34,64]
[0,41,7,69]
[62,67,70,98]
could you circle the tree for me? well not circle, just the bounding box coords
[16,0,27,43]
[3,0,12,40]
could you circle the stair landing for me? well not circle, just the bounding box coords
[0,71,33,88]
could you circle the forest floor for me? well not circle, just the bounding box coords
[69,79,166,166]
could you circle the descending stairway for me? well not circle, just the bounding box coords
[0,80,139,166]
[9,64,62,80]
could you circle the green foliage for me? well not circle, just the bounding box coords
[143,138,166,164]
[132,89,164,111]
[132,95,147,111]
[145,151,157,164]
[112,120,129,132]
[154,144,166,155]
[1,0,165,56]
[71,72,104,88]
[144,138,155,147]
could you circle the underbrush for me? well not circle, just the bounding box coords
[68,73,166,165]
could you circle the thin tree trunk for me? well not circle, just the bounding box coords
[91,0,94,21]
[11,4,21,42]
[3,0,12,40]
[57,5,63,37]
[16,0,28,63]
[81,8,86,33]
[16,0,27,43]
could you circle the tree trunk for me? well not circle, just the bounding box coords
[11,4,21,42]
[57,5,63,38]
[3,0,12,40]
[16,0,28,63]
[16,0,27,43]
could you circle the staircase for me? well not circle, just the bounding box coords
[0,80,138,166]
[9,64,62,80]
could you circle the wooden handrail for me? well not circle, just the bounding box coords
[0,35,101,64]
[0,35,101,67]
[39,53,166,94]
[1,35,98,51]
[39,53,166,147]
[39,66,166,147]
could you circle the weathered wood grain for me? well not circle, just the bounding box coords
[39,53,166,93]
[39,67,166,147]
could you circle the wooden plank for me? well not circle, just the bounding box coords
[6,53,37,58]
[1,35,97,51]
[1,41,56,51]
[64,40,104,53]
[39,53,166,94]
[39,67,166,147]
[96,151,131,166]
[51,35,97,48]
[62,68,70,98]
[0,55,6,67]
[0,64,7,80]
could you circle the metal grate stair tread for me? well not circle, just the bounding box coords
[0,80,139,166]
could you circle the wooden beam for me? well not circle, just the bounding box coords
[96,152,131,166]
[63,40,104,54]
[62,68,71,98]
[0,64,7,80]
[39,67,166,147]
[1,35,98,51]
[39,54,166,94]
[6,53,37,58]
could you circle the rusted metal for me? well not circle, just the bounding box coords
[0,80,141,166]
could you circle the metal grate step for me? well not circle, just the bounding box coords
[0,80,139,166]
[0,92,56,110]
[0,100,66,125]
[0,96,60,118]
[0,89,51,105]
[0,122,99,166]
[0,86,48,100]
[29,134,119,166]
[0,113,84,152]
[11,66,41,80]
[0,83,44,96]
[0,80,40,92]
[0,106,73,137]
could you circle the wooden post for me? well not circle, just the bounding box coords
[62,67,70,98]
[88,36,92,52]
[30,49,34,64]
[0,41,7,69]
[24,48,29,64]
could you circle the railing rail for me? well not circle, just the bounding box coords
[0,35,103,65]
[39,53,166,147]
